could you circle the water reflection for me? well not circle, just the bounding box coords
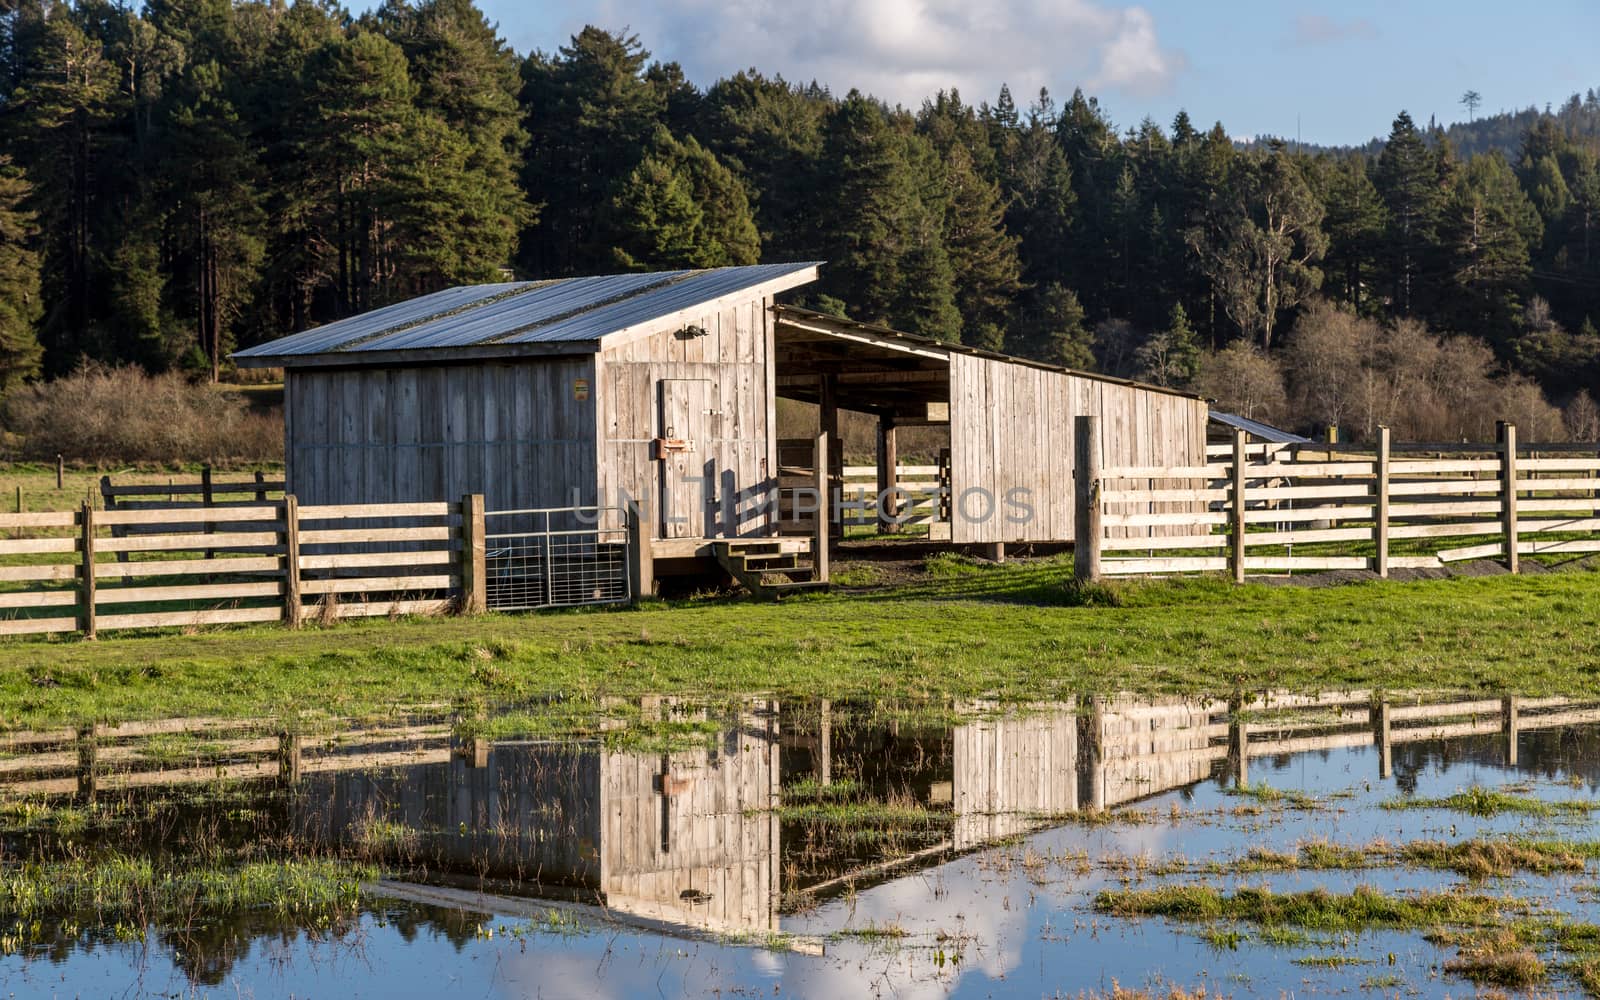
[4,690,1600,997]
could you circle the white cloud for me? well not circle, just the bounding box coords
[1290,13,1379,46]
[581,0,1186,109]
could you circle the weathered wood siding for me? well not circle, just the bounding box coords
[948,354,1207,543]
[951,706,1078,849]
[285,358,598,511]
[596,296,776,538]
[599,706,779,933]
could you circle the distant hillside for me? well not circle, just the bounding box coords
[1250,88,1600,159]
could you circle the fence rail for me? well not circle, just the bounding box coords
[1076,416,1600,582]
[0,491,639,639]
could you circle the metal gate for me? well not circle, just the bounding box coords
[484,506,630,611]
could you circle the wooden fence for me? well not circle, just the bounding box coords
[0,494,483,639]
[1073,416,1600,581]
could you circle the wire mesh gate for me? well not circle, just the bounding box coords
[484,506,630,611]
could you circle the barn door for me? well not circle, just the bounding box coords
[657,379,712,539]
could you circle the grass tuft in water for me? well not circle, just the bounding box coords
[1380,786,1600,818]
[1094,884,1505,932]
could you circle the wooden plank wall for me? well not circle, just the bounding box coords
[947,354,1207,544]
[296,744,605,887]
[286,358,598,514]
[950,706,1078,850]
[596,296,775,538]
[598,707,779,933]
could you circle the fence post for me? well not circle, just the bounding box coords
[626,497,654,602]
[282,494,302,629]
[254,470,267,503]
[459,493,487,614]
[278,731,303,785]
[201,464,214,560]
[813,431,830,584]
[76,724,98,801]
[1498,421,1519,574]
[1229,428,1247,584]
[56,454,64,490]
[78,501,96,640]
[1073,415,1101,583]
[1373,426,1391,578]
[1501,694,1520,767]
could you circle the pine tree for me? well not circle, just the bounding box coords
[1443,152,1540,346]
[1316,154,1386,312]
[698,69,828,260]
[608,127,759,269]
[164,58,265,380]
[11,7,119,368]
[373,0,530,279]
[0,156,43,396]
[1374,111,1445,315]
[816,93,958,340]
[519,28,665,274]
[918,93,1021,348]
[1135,303,1200,387]
[295,30,421,313]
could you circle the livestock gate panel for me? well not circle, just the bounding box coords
[595,297,776,539]
[948,354,1207,545]
[286,358,599,512]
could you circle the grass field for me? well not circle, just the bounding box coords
[0,551,1596,730]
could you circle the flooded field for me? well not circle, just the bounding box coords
[3,692,1600,998]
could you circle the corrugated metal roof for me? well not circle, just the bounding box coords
[506,263,813,344]
[1209,411,1312,443]
[234,263,819,363]
[232,283,529,358]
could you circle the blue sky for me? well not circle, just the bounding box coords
[457,0,1598,147]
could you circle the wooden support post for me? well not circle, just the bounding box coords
[467,736,490,768]
[254,470,267,503]
[459,493,487,614]
[626,497,654,601]
[77,724,98,801]
[282,494,302,629]
[819,378,841,541]
[56,454,64,490]
[1498,422,1519,573]
[987,541,1006,563]
[818,699,832,787]
[12,485,17,514]
[1502,695,1520,767]
[1230,428,1248,584]
[1372,701,1392,779]
[876,417,900,534]
[1079,697,1105,812]
[1228,717,1249,789]
[812,431,830,583]
[1373,426,1391,578]
[1325,425,1338,462]
[78,502,96,640]
[279,732,303,785]
[1073,415,1102,583]
[201,464,215,560]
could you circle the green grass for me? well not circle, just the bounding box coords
[0,558,1597,729]
[0,855,372,927]
[1381,787,1600,818]
[1093,885,1507,932]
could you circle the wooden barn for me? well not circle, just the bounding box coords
[235,263,1207,591]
